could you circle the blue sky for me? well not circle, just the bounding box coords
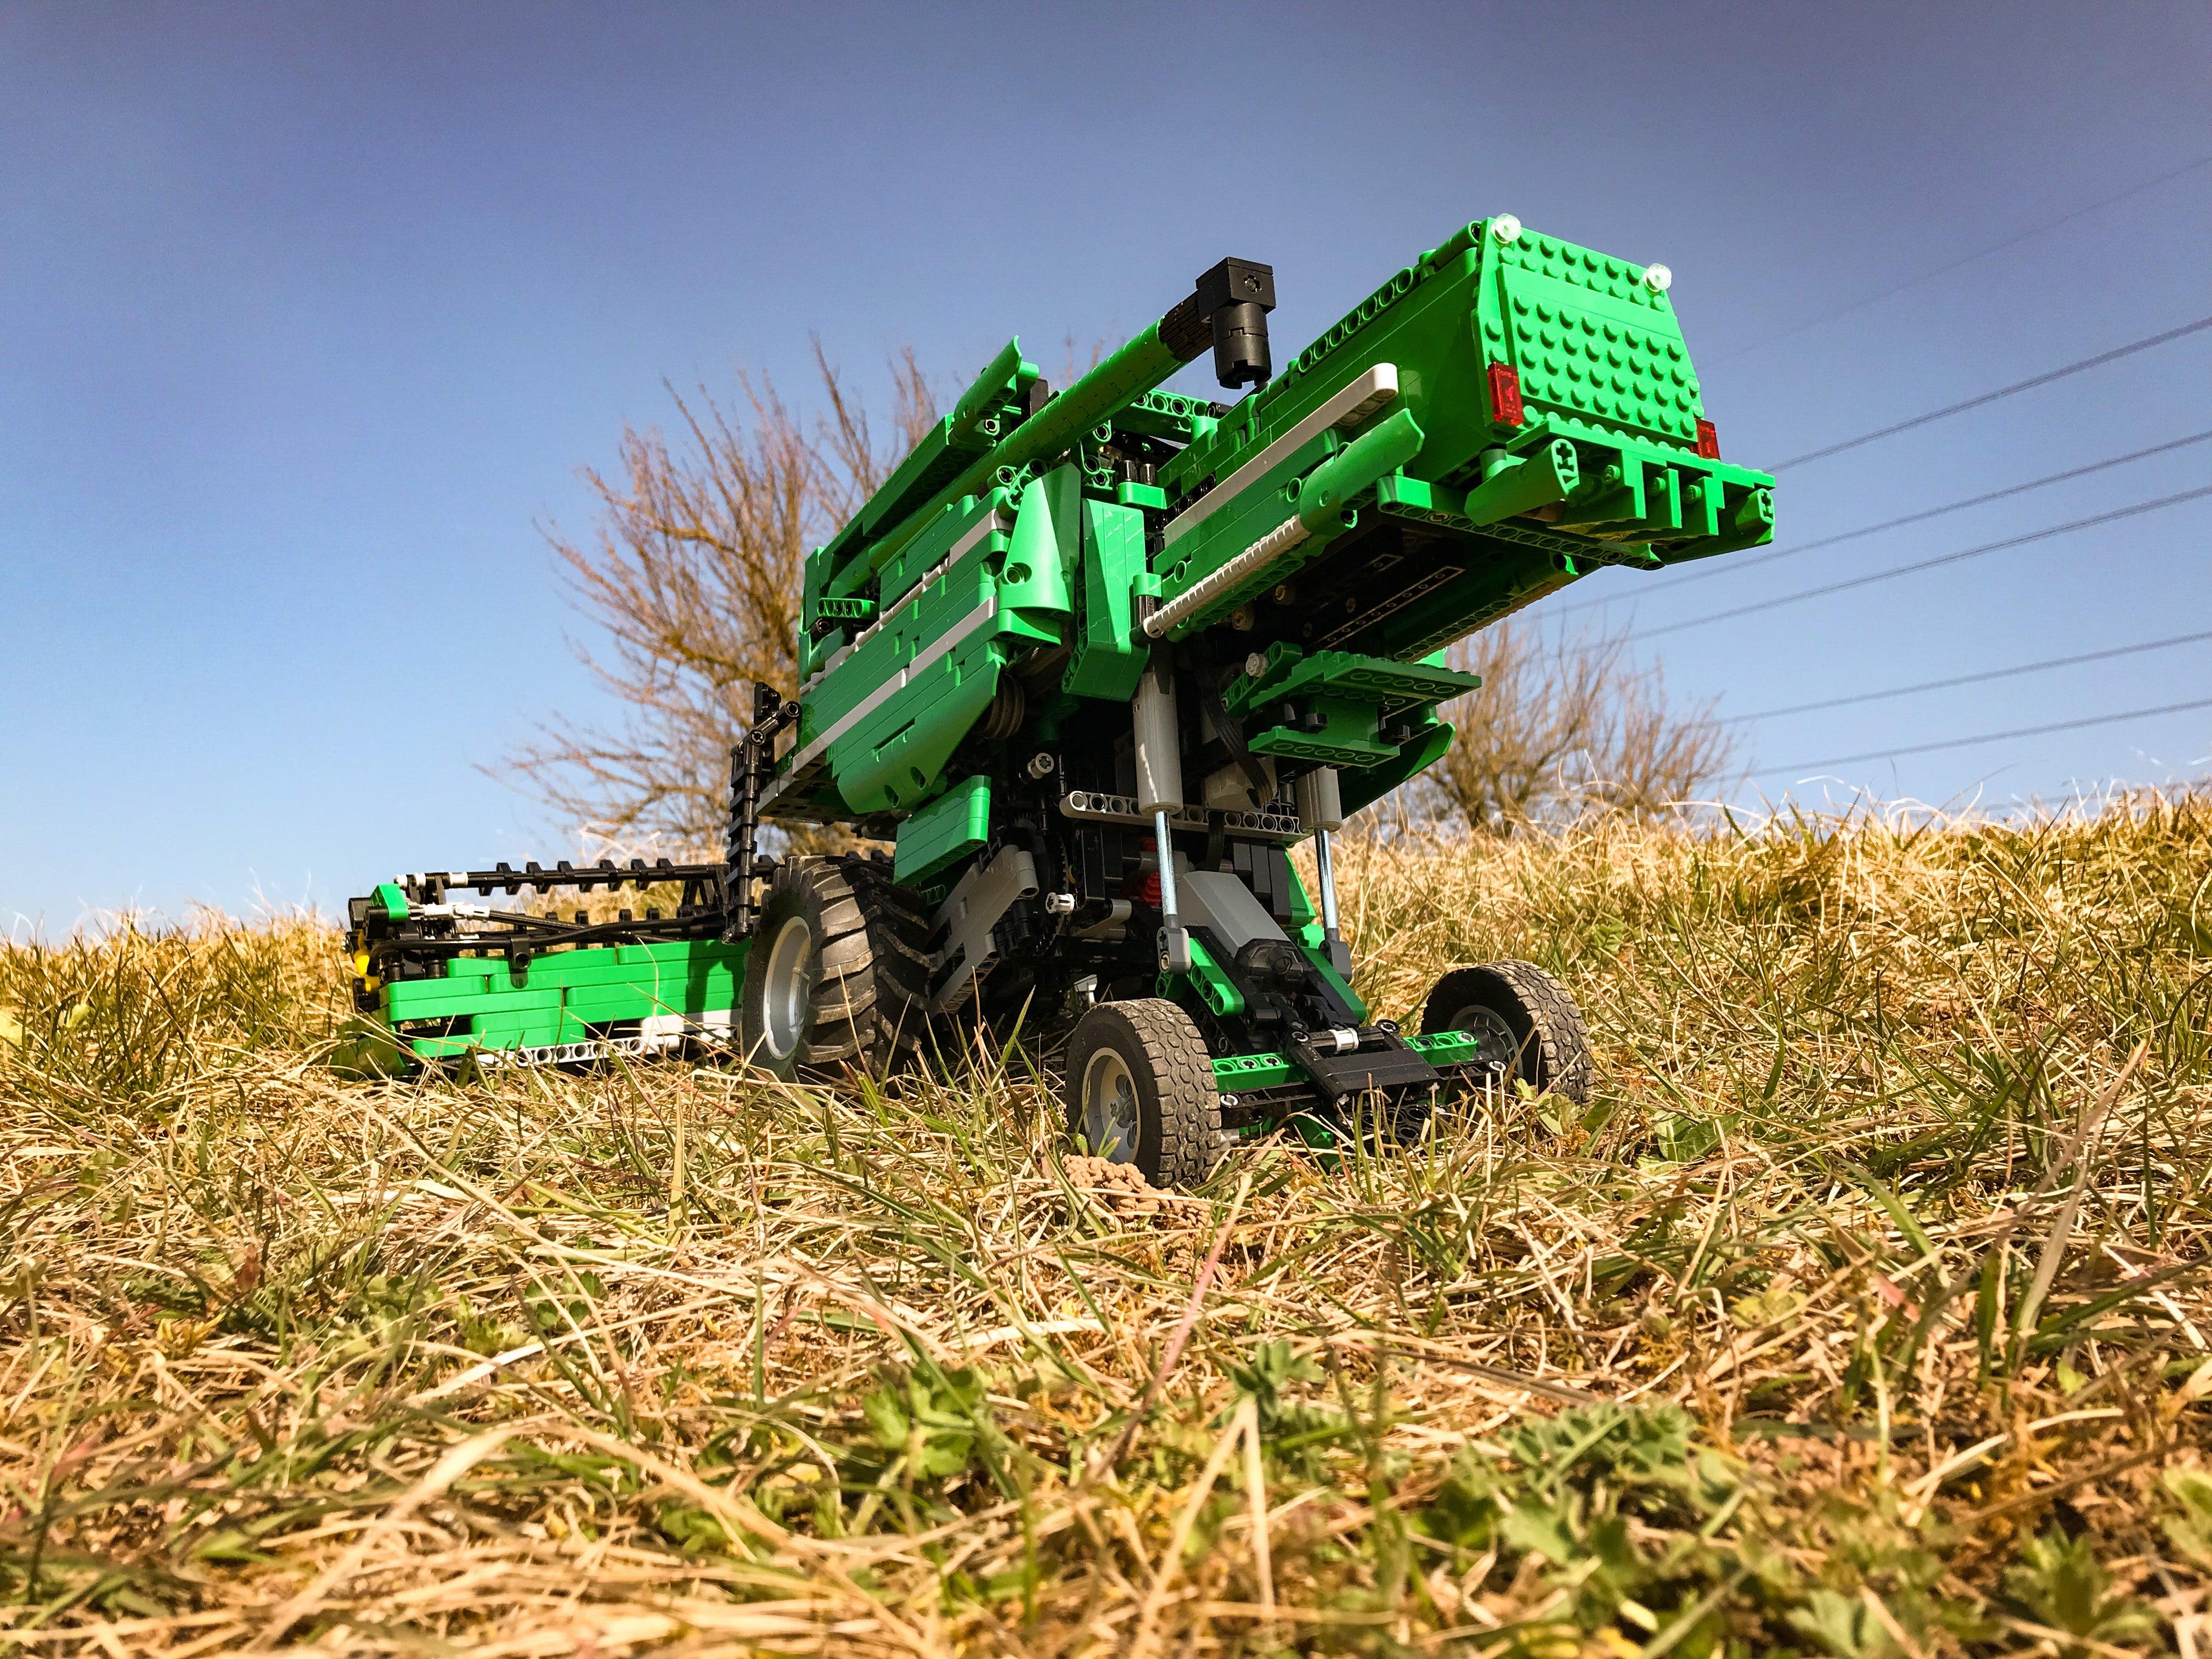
[3,2,2208,929]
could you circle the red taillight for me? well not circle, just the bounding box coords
[1487,362,1525,427]
[1695,418,1720,459]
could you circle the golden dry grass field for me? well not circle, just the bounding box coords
[5,797,2212,1656]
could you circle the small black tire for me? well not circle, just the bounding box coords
[1421,961,1594,1106]
[1063,999,1222,1189]
[740,856,930,1080]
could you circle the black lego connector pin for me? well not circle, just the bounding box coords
[1159,257,1277,391]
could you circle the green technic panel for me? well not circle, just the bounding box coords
[381,936,748,1057]
[894,774,992,884]
[1060,495,1150,701]
[795,469,1101,817]
[811,529,1010,816]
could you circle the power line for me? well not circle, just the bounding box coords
[1733,630,2212,723]
[1632,486,2212,640]
[1709,154,2212,366]
[1767,696,2212,774]
[1771,316,2212,470]
[1553,430,2212,617]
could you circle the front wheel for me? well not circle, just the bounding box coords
[1421,961,1594,1105]
[1063,999,1222,1189]
[739,856,929,1080]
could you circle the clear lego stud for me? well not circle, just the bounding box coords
[1642,263,1673,292]
[1489,214,1522,244]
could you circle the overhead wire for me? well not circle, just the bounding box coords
[1552,429,2212,616]
[1731,629,2212,724]
[1628,486,2212,640]
[1770,316,2212,470]
[1628,163,2212,780]
[1708,154,2212,366]
[1767,696,2212,774]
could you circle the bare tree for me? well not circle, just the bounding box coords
[505,346,936,849]
[810,341,936,525]
[1411,615,1738,833]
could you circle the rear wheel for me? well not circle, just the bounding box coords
[740,856,930,1080]
[1421,961,1594,1105]
[1063,999,1222,1189]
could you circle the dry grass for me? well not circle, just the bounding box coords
[5,794,2212,1655]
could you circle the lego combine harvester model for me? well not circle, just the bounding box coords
[342,215,1776,1186]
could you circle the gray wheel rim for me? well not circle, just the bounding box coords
[1446,1003,1523,1086]
[1080,1048,1141,1164]
[761,915,813,1059]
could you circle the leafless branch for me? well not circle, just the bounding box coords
[502,354,936,849]
[1407,614,1739,834]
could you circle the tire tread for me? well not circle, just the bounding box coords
[1065,998,1221,1189]
[1423,960,1594,1106]
[753,854,931,1077]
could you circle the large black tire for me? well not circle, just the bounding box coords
[1063,999,1222,1189]
[1421,961,1594,1106]
[739,856,930,1080]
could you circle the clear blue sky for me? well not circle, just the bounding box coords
[4,2,2208,929]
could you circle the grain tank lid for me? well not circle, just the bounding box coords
[1483,228,1705,451]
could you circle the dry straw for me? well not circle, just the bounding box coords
[4,792,2211,1654]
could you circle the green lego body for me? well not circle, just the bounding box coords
[771,218,1768,837]
[342,217,1772,1153]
